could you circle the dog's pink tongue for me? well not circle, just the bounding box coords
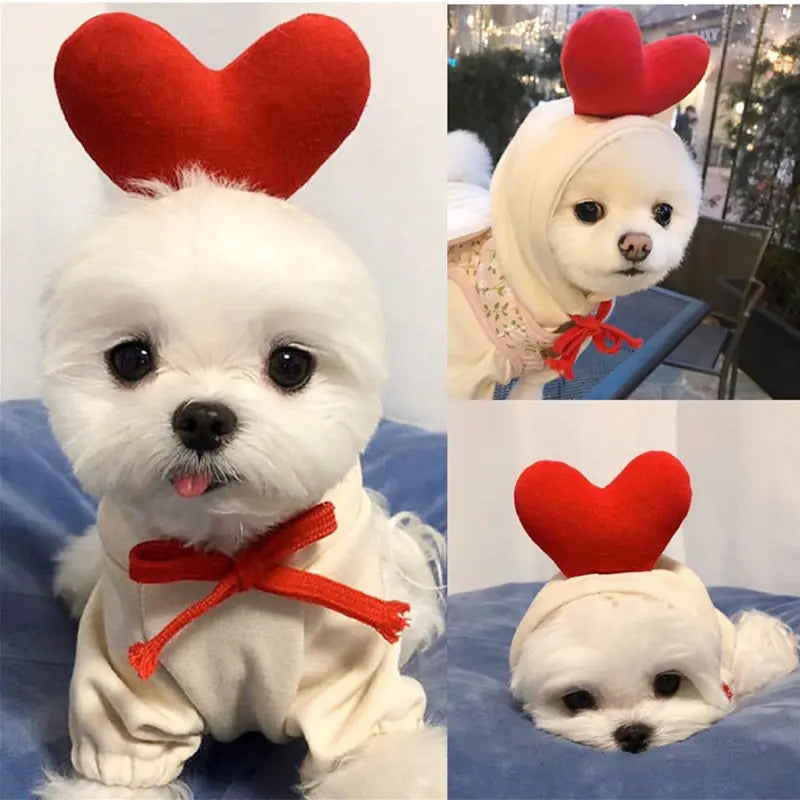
[173,473,211,498]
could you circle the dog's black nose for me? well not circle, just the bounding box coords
[172,402,237,454]
[614,723,653,753]
[618,232,652,263]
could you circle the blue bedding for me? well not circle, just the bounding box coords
[0,399,446,799]
[448,582,800,799]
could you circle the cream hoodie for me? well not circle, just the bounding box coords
[448,98,680,398]
[510,556,737,710]
[69,465,426,788]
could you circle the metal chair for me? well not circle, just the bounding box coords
[661,216,770,399]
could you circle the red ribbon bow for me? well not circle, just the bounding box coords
[545,300,643,381]
[127,502,409,680]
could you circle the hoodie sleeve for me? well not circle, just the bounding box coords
[69,574,204,788]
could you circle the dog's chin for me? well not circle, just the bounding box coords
[546,219,681,299]
[563,261,672,299]
[109,472,327,553]
[547,212,693,301]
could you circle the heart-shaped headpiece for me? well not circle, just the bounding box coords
[54,12,370,196]
[561,9,710,118]
[514,451,692,578]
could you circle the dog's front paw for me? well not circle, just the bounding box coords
[35,771,191,800]
[301,726,446,800]
[53,525,103,618]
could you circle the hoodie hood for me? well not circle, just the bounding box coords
[509,555,737,710]
[489,98,685,328]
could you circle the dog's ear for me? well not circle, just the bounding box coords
[54,12,370,197]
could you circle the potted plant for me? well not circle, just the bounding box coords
[447,36,564,163]
[723,32,800,397]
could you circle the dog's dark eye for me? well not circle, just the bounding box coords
[654,672,682,698]
[653,203,673,227]
[574,201,605,224]
[267,345,315,391]
[106,339,155,384]
[562,690,597,713]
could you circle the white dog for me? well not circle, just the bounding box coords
[38,170,445,799]
[447,99,701,400]
[511,559,798,752]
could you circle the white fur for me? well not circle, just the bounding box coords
[730,610,799,697]
[42,169,385,552]
[42,170,444,797]
[549,129,701,300]
[300,726,446,799]
[371,490,446,666]
[447,130,493,189]
[512,593,798,751]
[53,524,101,618]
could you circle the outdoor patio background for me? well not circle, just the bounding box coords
[448,4,800,398]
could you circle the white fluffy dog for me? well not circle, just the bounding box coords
[446,130,493,191]
[510,452,798,753]
[547,130,700,301]
[38,171,445,799]
[447,104,702,400]
[511,576,798,752]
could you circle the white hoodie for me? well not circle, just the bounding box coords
[510,556,737,711]
[69,465,426,788]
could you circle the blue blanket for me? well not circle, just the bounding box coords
[0,400,445,799]
[448,582,800,799]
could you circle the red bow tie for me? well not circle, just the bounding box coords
[127,502,410,680]
[546,300,643,381]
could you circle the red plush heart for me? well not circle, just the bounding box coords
[561,8,710,118]
[54,12,370,197]
[514,451,692,578]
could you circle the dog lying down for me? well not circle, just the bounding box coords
[510,452,798,752]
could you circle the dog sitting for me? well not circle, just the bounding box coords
[38,170,445,800]
[37,13,445,797]
[509,452,798,752]
[447,9,709,400]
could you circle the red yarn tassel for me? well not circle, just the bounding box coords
[376,600,411,643]
[722,682,734,701]
[128,641,162,680]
